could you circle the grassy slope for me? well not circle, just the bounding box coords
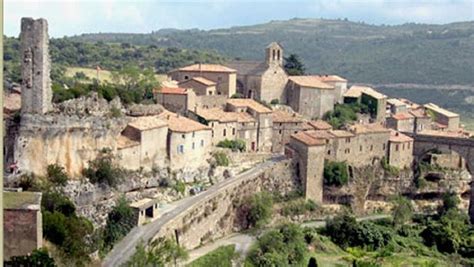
[186,245,236,267]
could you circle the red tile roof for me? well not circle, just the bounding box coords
[291,131,326,146]
[307,120,333,130]
[155,87,188,95]
[391,112,414,120]
[178,64,236,73]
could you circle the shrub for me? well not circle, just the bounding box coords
[239,192,273,229]
[213,151,230,166]
[41,190,94,262]
[247,224,308,266]
[270,99,279,105]
[323,161,349,186]
[231,93,244,98]
[391,195,413,228]
[5,248,56,267]
[83,150,123,187]
[216,139,246,152]
[281,199,318,217]
[109,106,122,118]
[323,104,359,129]
[323,214,393,250]
[439,191,459,215]
[126,237,188,266]
[381,157,400,176]
[46,164,69,186]
[100,196,135,253]
[173,180,186,194]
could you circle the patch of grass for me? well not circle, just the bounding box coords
[186,245,237,267]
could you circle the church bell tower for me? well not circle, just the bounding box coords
[265,42,283,66]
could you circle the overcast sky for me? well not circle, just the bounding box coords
[5,0,474,38]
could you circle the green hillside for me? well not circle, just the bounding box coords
[71,18,474,85]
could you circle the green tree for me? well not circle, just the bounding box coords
[391,196,413,228]
[5,248,56,267]
[323,161,349,186]
[239,192,274,229]
[100,196,135,253]
[46,164,69,186]
[284,54,305,75]
[439,191,460,215]
[83,149,124,187]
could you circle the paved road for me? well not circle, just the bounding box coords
[102,155,286,267]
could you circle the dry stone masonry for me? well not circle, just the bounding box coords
[20,18,52,115]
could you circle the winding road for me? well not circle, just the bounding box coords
[102,155,286,267]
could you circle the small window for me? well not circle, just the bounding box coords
[383,143,386,150]
[192,131,195,137]
[346,138,351,143]
[209,91,213,95]
[370,145,373,151]
[184,75,189,80]
[396,144,399,151]
[232,128,236,135]
[217,77,222,81]
[279,123,282,126]
[178,145,184,154]
[408,143,411,149]
[212,130,214,137]
[192,142,195,149]
[402,144,405,150]
[360,145,362,152]
[327,150,331,155]
[201,140,204,147]
[182,134,185,139]
[279,130,282,134]
[294,131,297,134]
[223,129,226,137]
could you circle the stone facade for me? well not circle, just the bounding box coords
[20,18,52,115]
[154,87,196,114]
[178,77,217,96]
[424,103,460,131]
[287,78,335,119]
[388,131,414,169]
[4,191,42,260]
[168,64,237,97]
[271,110,310,153]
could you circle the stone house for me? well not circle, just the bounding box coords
[226,42,288,103]
[344,85,387,122]
[117,116,168,171]
[158,111,212,170]
[154,87,196,114]
[388,130,414,169]
[271,110,310,153]
[168,64,237,97]
[386,112,415,133]
[424,103,460,131]
[188,107,241,146]
[346,123,391,165]
[409,108,432,133]
[130,198,159,226]
[287,132,326,204]
[4,191,42,260]
[387,98,408,114]
[178,77,217,96]
[307,119,333,131]
[226,99,273,152]
[286,76,336,119]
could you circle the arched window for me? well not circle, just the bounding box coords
[277,50,280,60]
[272,49,276,60]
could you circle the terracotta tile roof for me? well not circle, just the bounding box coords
[178,64,236,73]
[235,112,256,123]
[291,131,326,146]
[409,108,429,118]
[349,123,390,134]
[424,103,459,118]
[194,108,238,123]
[191,77,216,86]
[158,110,211,133]
[272,110,305,123]
[117,135,140,149]
[226,98,272,113]
[391,112,414,120]
[307,120,333,130]
[128,116,168,131]
[344,85,386,100]
[288,76,334,89]
[418,129,469,138]
[155,87,188,95]
[389,130,413,143]
[329,129,355,138]
[307,130,335,139]
[311,75,347,82]
[387,98,406,107]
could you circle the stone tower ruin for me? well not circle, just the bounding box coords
[20,18,52,114]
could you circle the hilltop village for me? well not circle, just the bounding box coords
[3,18,473,264]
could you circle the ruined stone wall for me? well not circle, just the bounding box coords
[150,158,297,250]
[4,209,42,260]
[14,114,129,176]
[20,18,52,115]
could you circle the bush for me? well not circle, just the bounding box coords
[5,248,56,267]
[381,157,400,176]
[323,104,359,129]
[231,93,244,98]
[239,192,273,229]
[46,164,69,186]
[323,214,393,250]
[281,199,318,216]
[439,191,459,215]
[213,151,230,166]
[41,190,94,262]
[323,161,349,186]
[172,180,186,194]
[100,196,135,253]
[126,237,188,266]
[109,106,122,118]
[247,224,308,266]
[83,150,123,187]
[216,139,246,152]
[391,195,413,228]
[270,99,279,105]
